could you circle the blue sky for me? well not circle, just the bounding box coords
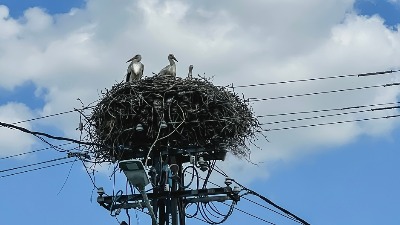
[0,0,400,225]
[355,0,400,27]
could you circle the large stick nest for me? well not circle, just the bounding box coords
[85,75,260,162]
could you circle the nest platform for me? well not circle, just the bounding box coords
[85,75,260,163]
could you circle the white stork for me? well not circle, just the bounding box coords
[188,65,193,78]
[126,54,144,82]
[158,54,178,77]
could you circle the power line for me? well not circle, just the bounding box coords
[0,121,102,147]
[240,193,298,223]
[263,114,400,131]
[212,168,309,225]
[260,106,400,125]
[231,69,399,88]
[257,101,400,117]
[11,106,94,125]
[0,143,73,160]
[185,169,298,224]
[225,203,277,225]
[0,160,75,178]
[249,82,400,102]
[0,157,68,173]
[211,168,302,224]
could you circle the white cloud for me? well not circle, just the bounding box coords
[0,102,36,157]
[0,0,400,181]
[0,5,21,39]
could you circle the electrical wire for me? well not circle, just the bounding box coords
[81,160,99,189]
[240,192,298,223]
[0,157,68,173]
[11,106,94,125]
[184,167,289,225]
[202,160,216,189]
[263,114,400,131]
[230,69,399,88]
[235,184,309,225]
[0,160,75,178]
[0,121,102,147]
[212,167,309,225]
[249,83,400,102]
[257,101,400,117]
[211,167,300,223]
[228,204,277,225]
[199,201,236,225]
[57,158,78,195]
[183,165,199,189]
[0,143,73,160]
[260,106,400,125]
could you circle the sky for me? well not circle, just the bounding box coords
[0,0,400,224]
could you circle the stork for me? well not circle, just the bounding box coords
[158,54,178,77]
[188,65,193,78]
[126,54,144,82]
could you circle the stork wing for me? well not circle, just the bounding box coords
[158,65,169,76]
[141,63,144,79]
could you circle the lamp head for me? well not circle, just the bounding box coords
[119,160,149,189]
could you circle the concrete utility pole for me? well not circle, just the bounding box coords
[97,148,240,225]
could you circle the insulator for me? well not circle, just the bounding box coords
[200,164,208,172]
[97,187,105,196]
[78,122,83,131]
[160,120,167,129]
[198,157,208,171]
[136,123,144,132]
[164,184,170,192]
[225,177,233,186]
[198,156,205,165]
[233,186,241,193]
[189,155,195,165]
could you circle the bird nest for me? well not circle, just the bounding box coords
[85,75,260,163]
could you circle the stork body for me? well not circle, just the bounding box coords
[126,54,144,82]
[158,54,178,77]
[188,65,193,78]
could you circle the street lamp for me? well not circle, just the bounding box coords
[119,160,157,225]
[119,159,149,188]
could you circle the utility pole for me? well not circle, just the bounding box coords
[96,148,240,225]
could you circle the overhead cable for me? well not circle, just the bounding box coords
[236,187,309,225]
[210,167,309,225]
[0,121,102,147]
[257,101,400,117]
[185,168,298,224]
[260,106,400,125]
[212,168,304,224]
[231,69,399,88]
[0,143,73,160]
[249,83,400,102]
[263,114,400,131]
[11,106,94,125]
[0,160,75,178]
[0,157,68,173]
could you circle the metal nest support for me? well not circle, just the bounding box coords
[84,75,260,163]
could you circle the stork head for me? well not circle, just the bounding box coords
[189,65,193,71]
[127,54,142,63]
[168,54,178,62]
